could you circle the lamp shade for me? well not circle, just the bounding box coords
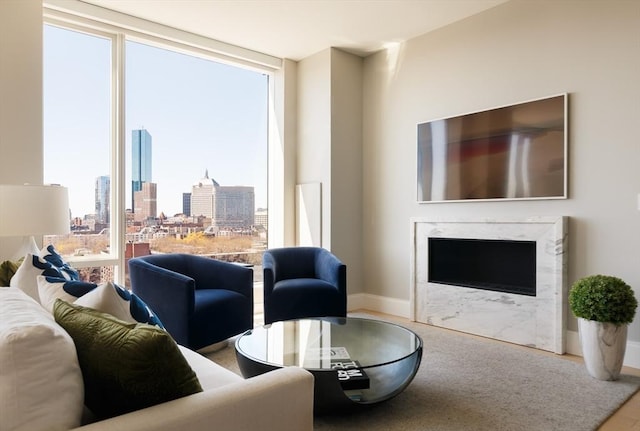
[0,184,70,237]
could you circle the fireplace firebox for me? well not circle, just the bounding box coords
[428,237,536,296]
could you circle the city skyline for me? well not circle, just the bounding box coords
[43,25,268,219]
[95,169,259,222]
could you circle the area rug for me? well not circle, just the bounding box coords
[205,313,640,431]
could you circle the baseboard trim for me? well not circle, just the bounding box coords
[348,293,410,318]
[567,328,640,369]
[350,293,640,369]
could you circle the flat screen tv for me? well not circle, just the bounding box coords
[417,94,567,203]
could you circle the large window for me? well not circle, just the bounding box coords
[125,40,268,273]
[43,20,269,286]
[43,24,115,283]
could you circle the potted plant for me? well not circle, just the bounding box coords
[569,274,637,380]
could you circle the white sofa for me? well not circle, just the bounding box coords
[73,348,314,431]
[0,287,314,431]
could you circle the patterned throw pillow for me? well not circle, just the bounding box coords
[74,281,164,329]
[37,275,98,313]
[53,300,201,420]
[10,253,77,302]
[40,245,80,281]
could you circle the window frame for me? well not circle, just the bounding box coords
[43,3,281,284]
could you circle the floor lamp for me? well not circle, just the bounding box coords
[0,184,70,260]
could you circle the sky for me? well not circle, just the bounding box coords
[43,25,268,219]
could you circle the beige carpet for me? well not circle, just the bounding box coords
[205,313,640,431]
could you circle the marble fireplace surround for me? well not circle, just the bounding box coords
[410,216,568,354]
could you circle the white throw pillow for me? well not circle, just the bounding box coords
[74,281,164,328]
[0,287,84,431]
[10,253,62,302]
[37,275,98,313]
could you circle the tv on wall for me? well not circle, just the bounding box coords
[417,94,567,203]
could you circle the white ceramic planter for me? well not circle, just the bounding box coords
[578,317,627,381]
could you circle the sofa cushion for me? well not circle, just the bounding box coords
[37,275,98,313]
[53,300,202,419]
[178,345,243,390]
[74,281,164,328]
[0,287,84,431]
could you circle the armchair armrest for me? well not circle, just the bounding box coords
[128,258,195,345]
[72,367,314,431]
[315,250,346,295]
[262,252,276,296]
[187,257,253,299]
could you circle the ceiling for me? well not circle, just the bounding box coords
[81,0,509,61]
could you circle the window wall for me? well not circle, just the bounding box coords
[43,13,271,286]
[43,23,118,283]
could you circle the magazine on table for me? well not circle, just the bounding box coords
[304,346,370,390]
[330,359,370,390]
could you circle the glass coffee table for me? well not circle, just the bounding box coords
[235,316,422,414]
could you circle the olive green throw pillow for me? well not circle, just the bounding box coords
[53,299,202,419]
[0,259,20,286]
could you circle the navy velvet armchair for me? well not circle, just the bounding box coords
[128,253,253,351]
[263,247,346,324]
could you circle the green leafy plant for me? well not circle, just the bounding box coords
[569,275,638,325]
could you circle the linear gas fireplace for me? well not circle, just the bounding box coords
[428,237,536,297]
[411,217,568,353]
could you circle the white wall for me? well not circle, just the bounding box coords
[330,49,363,297]
[297,49,332,247]
[297,48,364,295]
[0,0,42,184]
[362,0,640,343]
[0,0,43,259]
[269,59,298,248]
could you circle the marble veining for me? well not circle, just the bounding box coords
[578,318,627,380]
[410,216,568,354]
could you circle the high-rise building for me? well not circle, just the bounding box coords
[213,186,255,228]
[94,175,110,224]
[191,170,218,219]
[131,128,152,210]
[133,182,157,222]
[254,208,267,230]
[182,192,192,216]
[190,170,254,228]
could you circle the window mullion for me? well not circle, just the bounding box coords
[112,32,126,284]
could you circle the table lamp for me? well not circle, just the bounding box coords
[0,184,70,260]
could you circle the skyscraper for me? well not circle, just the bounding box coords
[95,175,110,224]
[133,182,157,222]
[131,128,152,210]
[191,170,218,219]
[191,170,254,228]
[182,192,192,216]
[213,186,255,228]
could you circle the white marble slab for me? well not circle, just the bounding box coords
[410,216,568,353]
[578,318,627,380]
